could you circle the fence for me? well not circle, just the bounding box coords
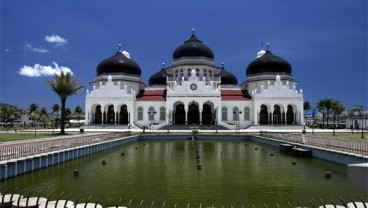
[0,186,366,208]
[260,132,368,156]
[0,132,130,161]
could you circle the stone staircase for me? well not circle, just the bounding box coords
[158,125,229,130]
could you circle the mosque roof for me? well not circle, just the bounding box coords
[136,89,166,101]
[172,28,214,60]
[246,49,292,76]
[97,49,142,76]
[221,89,251,101]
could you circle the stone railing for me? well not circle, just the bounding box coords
[260,132,368,156]
[0,132,130,161]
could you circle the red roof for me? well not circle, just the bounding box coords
[221,89,251,101]
[136,89,166,101]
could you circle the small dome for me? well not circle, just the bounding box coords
[97,51,141,76]
[219,68,238,85]
[149,68,168,86]
[172,33,214,60]
[246,50,292,76]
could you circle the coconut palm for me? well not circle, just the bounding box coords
[331,101,345,136]
[28,103,39,127]
[52,104,60,129]
[39,107,49,128]
[303,101,312,126]
[323,98,333,127]
[45,72,84,134]
[65,108,72,127]
[73,105,83,126]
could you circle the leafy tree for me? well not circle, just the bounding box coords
[331,101,345,136]
[28,103,39,127]
[74,105,83,127]
[39,107,49,128]
[45,72,84,134]
[0,105,15,123]
[52,104,60,129]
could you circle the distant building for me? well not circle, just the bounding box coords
[85,29,304,129]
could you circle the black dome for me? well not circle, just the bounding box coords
[97,51,142,76]
[219,68,238,85]
[246,50,292,76]
[149,68,168,86]
[173,34,214,59]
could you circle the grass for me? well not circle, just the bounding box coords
[0,132,76,143]
[307,132,367,140]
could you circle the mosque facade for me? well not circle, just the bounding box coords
[84,29,304,130]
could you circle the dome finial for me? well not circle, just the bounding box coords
[162,62,165,68]
[192,27,195,35]
[221,62,224,69]
[266,42,270,51]
[118,44,122,52]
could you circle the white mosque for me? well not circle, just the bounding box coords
[84,29,304,130]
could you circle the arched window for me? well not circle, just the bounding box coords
[148,107,155,121]
[233,107,239,121]
[244,107,250,121]
[222,107,228,121]
[160,107,165,121]
[138,107,143,121]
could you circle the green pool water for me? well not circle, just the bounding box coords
[2,139,366,207]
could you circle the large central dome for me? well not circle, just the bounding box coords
[172,30,214,60]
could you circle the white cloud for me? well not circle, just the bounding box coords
[18,62,73,77]
[25,43,49,53]
[45,34,68,47]
[4,49,11,52]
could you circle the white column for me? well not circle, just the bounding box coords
[185,105,188,125]
[199,105,203,125]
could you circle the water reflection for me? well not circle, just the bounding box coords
[2,139,364,207]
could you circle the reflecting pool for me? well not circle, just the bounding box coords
[2,139,365,206]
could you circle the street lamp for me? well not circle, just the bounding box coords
[352,106,365,139]
[148,111,156,132]
[233,110,242,131]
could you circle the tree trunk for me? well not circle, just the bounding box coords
[60,99,66,134]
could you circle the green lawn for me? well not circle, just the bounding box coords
[307,132,367,140]
[0,133,67,142]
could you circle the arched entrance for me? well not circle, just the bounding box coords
[260,105,268,125]
[202,104,212,124]
[188,103,199,125]
[286,105,294,125]
[119,105,128,124]
[106,105,115,124]
[273,105,282,125]
[94,105,102,124]
[174,104,185,124]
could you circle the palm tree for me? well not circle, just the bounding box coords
[52,104,60,129]
[45,72,84,134]
[323,98,333,127]
[28,103,39,136]
[303,101,312,126]
[65,108,72,127]
[28,103,39,126]
[73,105,83,127]
[39,107,49,128]
[331,101,345,136]
[316,99,326,128]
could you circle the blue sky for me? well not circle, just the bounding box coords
[1,0,367,111]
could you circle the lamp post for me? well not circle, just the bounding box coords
[148,111,156,132]
[233,111,242,132]
[352,106,365,139]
